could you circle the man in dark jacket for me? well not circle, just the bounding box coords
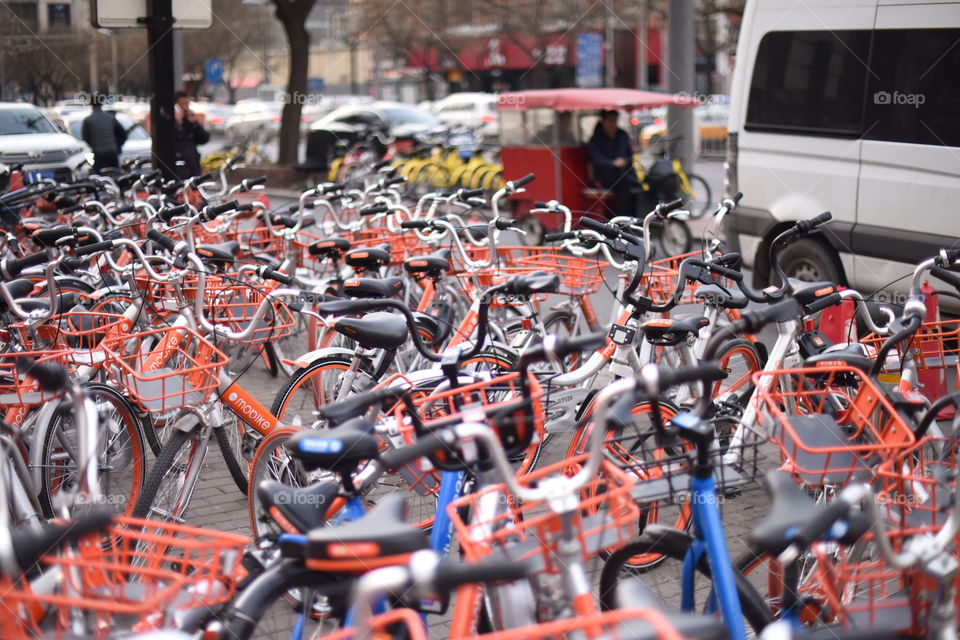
[173,91,210,179]
[81,96,127,174]
[587,109,640,217]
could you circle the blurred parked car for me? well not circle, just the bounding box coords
[639,100,729,151]
[59,111,152,165]
[0,103,87,182]
[432,92,498,142]
[310,101,444,148]
[225,100,281,143]
[191,102,235,137]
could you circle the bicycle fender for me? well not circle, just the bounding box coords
[28,400,62,493]
[86,284,131,301]
[282,347,356,369]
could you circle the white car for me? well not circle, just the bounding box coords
[432,93,498,141]
[0,103,87,182]
[59,111,153,165]
[225,100,281,143]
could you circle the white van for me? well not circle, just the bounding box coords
[726,0,960,306]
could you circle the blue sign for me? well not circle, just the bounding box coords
[204,58,223,85]
[308,77,325,92]
[576,33,603,88]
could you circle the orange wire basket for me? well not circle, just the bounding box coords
[0,350,73,407]
[810,531,932,635]
[448,454,639,576]
[465,607,687,640]
[641,250,710,306]
[877,437,960,532]
[512,248,604,296]
[101,326,228,413]
[861,318,960,378]
[753,366,915,487]
[393,371,544,472]
[9,311,132,350]
[0,515,249,640]
[225,220,285,258]
[205,281,297,346]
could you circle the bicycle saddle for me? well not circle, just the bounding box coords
[804,343,874,374]
[345,244,391,271]
[196,241,240,266]
[695,283,748,310]
[285,417,379,472]
[342,276,405,299]
[789,279,837,307]
[256,479,340,534]
[750,470,869,556]
[334,311,408,349]
[304,495,429,572]
[502,271,560,296]
[308,237,351,258]
[642,316,709,346]
[404,248,451,275]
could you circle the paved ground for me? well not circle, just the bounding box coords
[147,158,776,636]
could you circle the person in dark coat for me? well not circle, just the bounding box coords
[173,91,210,179]
[587,109,641,217]
[81,96,127,174]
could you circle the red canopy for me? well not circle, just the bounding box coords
[496,88,685,112]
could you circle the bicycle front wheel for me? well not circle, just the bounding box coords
[684,173,713,219]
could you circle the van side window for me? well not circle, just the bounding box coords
[865,28,960,148]
[746,30,870,137]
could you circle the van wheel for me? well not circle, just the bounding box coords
[777,238,842,284]
[517,215,545,246]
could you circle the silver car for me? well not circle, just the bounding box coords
[0,103,87,182]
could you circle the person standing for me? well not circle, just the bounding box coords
[81,95,127,174]
[173,91,210,179]
[587,109,641,217]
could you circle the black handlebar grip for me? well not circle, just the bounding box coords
[739,298,802,334]
[433,559,531,592]
[556,332,607,357]
[245,176,268,188]
[579,217,617,239]
[533,202,550,209]
[320,183,343,194]
[931,266,960,291]
[384,175,406,186]
[457,188,484,200]
[655,364,727,390]
[147,229,179,253]
[704,262,743,282]
[192,171,214,185]
[400,220,431,230]
[359,204,390,216]
[731,192,744,205]
[31,227,74,247]
[260,267,294,286]
[2,251,49,279]
[207,199,240,217]
[17,358,68,392]
[112,204,137,215]
[158,203,190,223]
[379,429,457,471]
[804,291,843,315]
[62,203,84,215]
[511,173,535,187]
[809,211,833,227]
[658,198,686,215]
[715,252,742,268]
[74,240,114,257]
[544,232,575,243]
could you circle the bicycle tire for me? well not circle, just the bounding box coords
[214,422,250,496]
[130,428,203,522]
[599,528,773,635]
[37,384,147,518]
[270,355,375,427]
[684,173,713,220]
[713,338,763,401]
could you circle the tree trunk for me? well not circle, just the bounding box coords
[277,17,309,165]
